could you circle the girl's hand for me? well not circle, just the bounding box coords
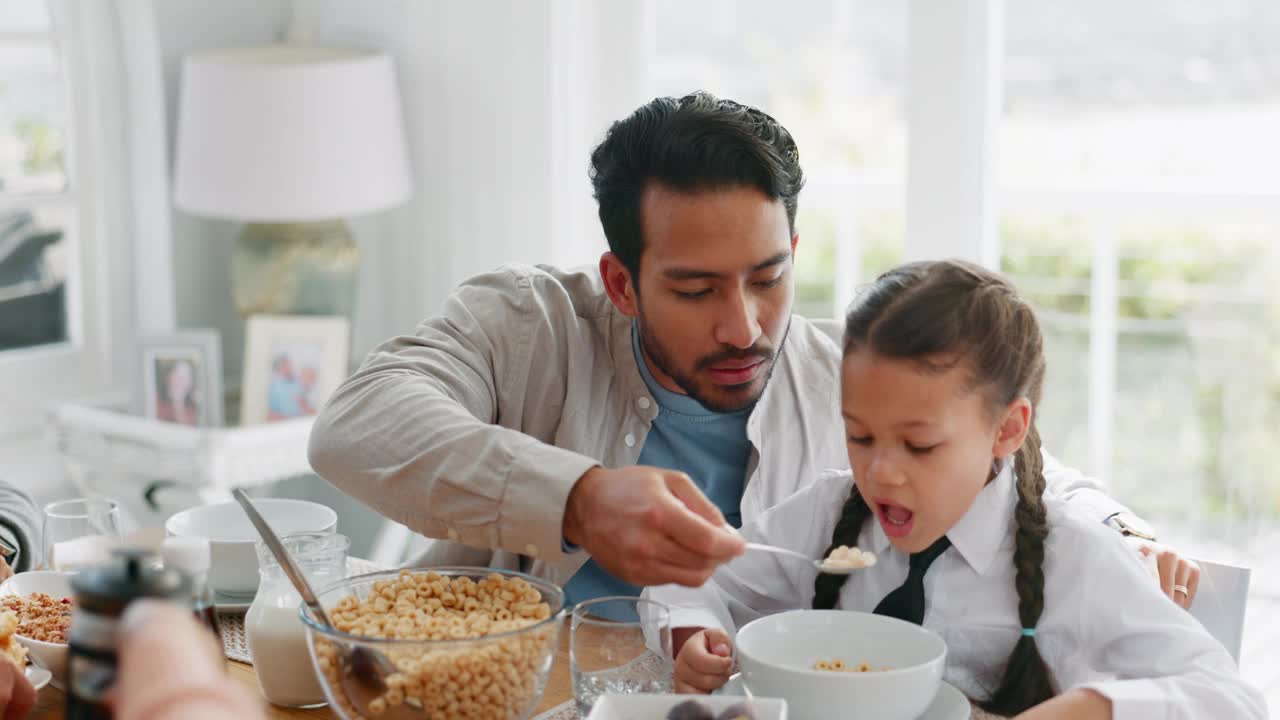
[674,628,735,694]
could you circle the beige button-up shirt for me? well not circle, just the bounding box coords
[308,264,1130,586]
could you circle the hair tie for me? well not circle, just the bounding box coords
[1021,627,1037,638]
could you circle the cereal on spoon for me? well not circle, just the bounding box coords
[819,545,876,572]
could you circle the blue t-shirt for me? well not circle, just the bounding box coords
[563,325,753,607]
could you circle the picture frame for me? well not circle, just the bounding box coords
[138,330,224,427]
[240,314,350,426]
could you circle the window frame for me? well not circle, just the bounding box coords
[0,0,135,439]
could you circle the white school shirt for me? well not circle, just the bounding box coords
[645,465,1266,720]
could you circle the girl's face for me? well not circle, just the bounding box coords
[841,350,1030,554]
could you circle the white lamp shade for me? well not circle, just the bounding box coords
[173,45,412,221]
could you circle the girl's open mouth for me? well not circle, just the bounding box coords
[877,502,914,539]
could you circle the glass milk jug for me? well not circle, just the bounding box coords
[245,532,349,707]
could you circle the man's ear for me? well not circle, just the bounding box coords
[599,252,640,318]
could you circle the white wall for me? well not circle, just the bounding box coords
[310,0,653,357]
[151,0,292,382]
[138,0,653,377]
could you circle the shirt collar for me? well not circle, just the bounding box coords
[867,458,1015,577]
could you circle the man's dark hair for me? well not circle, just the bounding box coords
[589,91,805,281]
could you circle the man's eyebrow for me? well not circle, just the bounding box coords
[751,251,791,272]
[662,252,792,281]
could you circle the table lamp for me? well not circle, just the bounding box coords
[173,44,412,317]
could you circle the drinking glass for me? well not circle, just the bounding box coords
[570,596,673,716]
[42,498,122,571]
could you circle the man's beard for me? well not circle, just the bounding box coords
[637,314,791,413]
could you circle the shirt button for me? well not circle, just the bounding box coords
[524,544,539,557]
[624,433,636,448]
[447,528,460,541]
[637,397,651,410]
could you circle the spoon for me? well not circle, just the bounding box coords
[25,665,51,691]
[742,542,874,575]
[232,489,415,720]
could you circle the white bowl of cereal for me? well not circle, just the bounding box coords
[735,610,945,720]
[0,571,74,684]
[300,567,565,720]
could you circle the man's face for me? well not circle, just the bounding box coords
[612,184,797,412]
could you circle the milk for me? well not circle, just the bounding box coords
[48,534,117,572]
[245,602,327,707]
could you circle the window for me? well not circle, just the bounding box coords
[0,1,69,352]
[1000,3,1280,695]
[652,0,906,318]
[1000,0,1280,618]
[0,1,130,438]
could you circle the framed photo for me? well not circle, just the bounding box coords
[241,315,350,425]
[138,330,224,427]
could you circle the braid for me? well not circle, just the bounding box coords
[812,489,873,609]
[979,425,1056,716]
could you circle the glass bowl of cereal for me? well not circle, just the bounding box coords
[300,567,565,720]
[0,570,74,684]
[735,610,945,720]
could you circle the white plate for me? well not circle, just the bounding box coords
[717,675,968,720]
[585,692,787,720]
[214,590,254,613]
[26,665,51,691]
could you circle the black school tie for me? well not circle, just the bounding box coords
[872,535,952,625]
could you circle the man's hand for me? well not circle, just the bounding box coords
[0,656,36,720]
[1129,537,1200,610]
[563,466,745,587]
[674,628,734,695]
[0,558,12,585]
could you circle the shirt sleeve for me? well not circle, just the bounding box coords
[1056,516,1267,720]
[0,479,41,572]
[307,266,599,561]
[1040,448,1155,534]
[645,471,853,635]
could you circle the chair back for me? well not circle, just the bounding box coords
[1189,559,1251,662]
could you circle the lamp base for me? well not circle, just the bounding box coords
[231,221,359,317]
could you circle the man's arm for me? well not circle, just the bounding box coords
[1041,448,1201,607]
[308,266,599,561]
[308,266,743,582]
[0,479,41,573]
[1040,448,1146,527]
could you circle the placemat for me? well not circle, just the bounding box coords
[529,696,1006,720]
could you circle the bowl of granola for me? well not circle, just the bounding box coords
[0,571,73,684]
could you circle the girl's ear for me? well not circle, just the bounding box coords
[992,397,1033,460]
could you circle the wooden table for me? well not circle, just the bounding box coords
[30,620,575,719]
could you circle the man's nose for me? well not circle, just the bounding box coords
[714,288,762,349]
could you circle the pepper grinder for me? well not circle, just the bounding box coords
[66,548,190,720]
